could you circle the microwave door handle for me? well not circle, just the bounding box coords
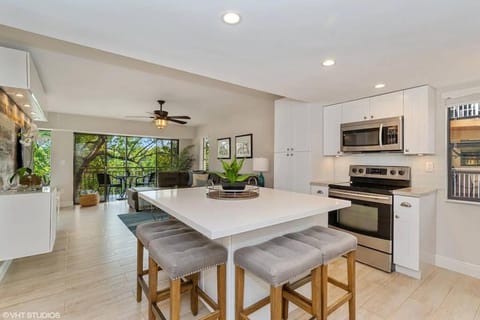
[379,123,383,148]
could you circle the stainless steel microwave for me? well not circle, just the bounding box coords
[341,116,403,152]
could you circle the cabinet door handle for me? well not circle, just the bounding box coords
[395,214,400,219]
[371,115,374,119]
[400,202,412,208]
[363,116,367,120]
[405,149,410,153]
[291,148,294,151]
[317,190,324,194]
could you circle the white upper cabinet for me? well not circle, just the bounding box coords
[403,86,436,154]
[274,99,311,153]
[341,91,403,124]
[323,104,343,156]
[369,91,404,119]
[341,99,370,123]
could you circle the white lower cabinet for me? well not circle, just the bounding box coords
[0,189,58,260]
[274,151,311,194]
[393,192,436,279]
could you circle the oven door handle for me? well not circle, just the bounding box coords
[329,189,392,205]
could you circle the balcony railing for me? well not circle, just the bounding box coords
[450,168,480,202]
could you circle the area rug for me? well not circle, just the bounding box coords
[118,211,170,235]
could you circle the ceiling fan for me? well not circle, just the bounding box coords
[126,100,191,129]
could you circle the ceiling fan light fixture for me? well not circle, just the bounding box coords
[155,118,168,129]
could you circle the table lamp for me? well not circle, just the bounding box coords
[252,157,269,187]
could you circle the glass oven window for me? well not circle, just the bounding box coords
[343,128,379,146]
[448,102,480,202]
[338,204,379,232]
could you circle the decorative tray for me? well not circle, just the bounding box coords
[206,184,259,200]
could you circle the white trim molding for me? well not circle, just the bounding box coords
[435,254,480,279]
[0,260,12,283]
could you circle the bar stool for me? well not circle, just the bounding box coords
[135,220,193,302]
[284,226,357,320]
[148,231,228,320]
[234,236,324,320]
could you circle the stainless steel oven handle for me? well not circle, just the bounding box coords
[329,189,392,204]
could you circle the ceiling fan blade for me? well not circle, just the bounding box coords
[126,116,154,119]
[167,115,191,119]
[168,118,187,125]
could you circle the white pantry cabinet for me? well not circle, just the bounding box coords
[274,99,311,153]
[403,86,436,154]
[393,192,436,279]
[274,151,311,194]
[323,104,343,156]
[0,188,58,260]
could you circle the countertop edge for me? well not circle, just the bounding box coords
[393,187,437,197]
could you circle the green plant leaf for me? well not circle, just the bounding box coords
[236,174,251,182]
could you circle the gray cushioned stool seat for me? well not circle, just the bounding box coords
[149,232,228,280]
[234,236,324,287]
[284,226,357,263]
[136,220,192,247]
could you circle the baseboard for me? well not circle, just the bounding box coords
[60,200,74,208]
[0,260,12,283]
[435,254,480,279]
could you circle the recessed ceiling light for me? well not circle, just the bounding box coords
[322,59,336,67]
[15,93,24,98]
[23,104,30,108]
[222,12,241,25]
[374,83,386,89]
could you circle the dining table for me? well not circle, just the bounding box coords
[139,187,350,320]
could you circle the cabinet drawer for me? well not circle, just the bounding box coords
[311,185,328,197]
[394,196,419,213]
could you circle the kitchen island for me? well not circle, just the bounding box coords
[140,187,350,319]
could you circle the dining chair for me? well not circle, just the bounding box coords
[96,173,122,201]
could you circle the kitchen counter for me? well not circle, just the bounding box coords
[139,187,351,320]
[310,180,347,187]
[139,187,350,239]
[393,187,437,197]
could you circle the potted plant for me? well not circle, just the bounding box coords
[216,158,251,191]
[9,167,42,190]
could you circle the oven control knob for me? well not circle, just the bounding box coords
[390,169,397,175]
[358,168,364,174]
[352,168,357,174]
[398,170,405,176]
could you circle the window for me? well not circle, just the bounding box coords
[202,137,209,171]
[33,130,51,185]
[73,133,179,203]
[448,102,480,202]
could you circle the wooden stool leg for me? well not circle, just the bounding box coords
[347,251,356,320]
[312,266,322,319]
[136,239,144,302]
[321,264,328,320]
[271,285,283,320]
[217,264,227,320]
[282,294,289,320]
[148,257,158,320]
[170,278,181,320]
[235,266,245,320]
[190,273,199,315]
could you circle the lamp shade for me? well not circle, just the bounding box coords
[155,118,168,129]
[252,157,269,172]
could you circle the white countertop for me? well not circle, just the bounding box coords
[393,187,437,197]
[310,180,348,187]
[139,187,350,239]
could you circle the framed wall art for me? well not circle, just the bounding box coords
[217,137,231,159]
[235,134,253,159]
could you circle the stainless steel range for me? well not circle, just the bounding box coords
[328,165,411,272]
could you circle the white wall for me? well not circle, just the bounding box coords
[195,98,275,187]
[41,112,195,207]
[313,83,480,277]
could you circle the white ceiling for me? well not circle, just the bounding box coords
[1,1,480,110]
[0,26,276,126]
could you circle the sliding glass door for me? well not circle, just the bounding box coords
[74,133,178,203]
